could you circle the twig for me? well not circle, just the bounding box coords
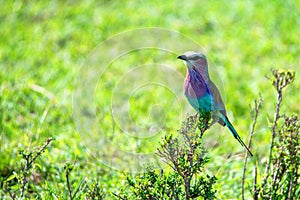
[157,113,211,199]
[253,164,259,200]
[65,164,73,200]
[87,180,102,199]
[263,90,282,198]
[28,138,53,168]
[261,69,292,191]
[259,69,295,198]
[7,187,16,200]
[20,137,53,198]
[287,170,294,200]
[242,95,262,200]
[112,192,127,200]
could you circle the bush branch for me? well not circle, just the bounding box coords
[20,137,53,198]
[242,95,262,200]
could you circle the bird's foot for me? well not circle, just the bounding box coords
[192,112,199,119]
[187,112,199,123]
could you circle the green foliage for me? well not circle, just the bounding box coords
[252,69,300,199]
[3,138,53,199]
[258,114,300,199]
[64,162,106,200]
[2,138,106,199]
[115,113,217,199]
[118,167,185,199]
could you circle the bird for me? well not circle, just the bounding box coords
[177,51,253,157]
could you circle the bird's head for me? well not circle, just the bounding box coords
[177,51,208,74]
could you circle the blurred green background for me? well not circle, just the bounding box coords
[1,0,299,199]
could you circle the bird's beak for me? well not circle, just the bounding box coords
[177,55,187,61]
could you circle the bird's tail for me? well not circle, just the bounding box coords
[218,113,253,157]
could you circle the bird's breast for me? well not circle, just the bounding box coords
[184,75,207,98]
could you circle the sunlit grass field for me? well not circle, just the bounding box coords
[1,0,299,199]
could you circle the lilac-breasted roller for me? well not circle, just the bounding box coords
[178,51,253,156]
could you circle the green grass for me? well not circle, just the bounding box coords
[1,0,299,199]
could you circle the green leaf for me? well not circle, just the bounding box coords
[6,173,16,181]
[33,163,42,170]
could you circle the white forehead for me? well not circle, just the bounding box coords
[182,51,206,59]
[183,51,205,57]
[183,51,198,56]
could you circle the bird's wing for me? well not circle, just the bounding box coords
[208,80,226,116]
